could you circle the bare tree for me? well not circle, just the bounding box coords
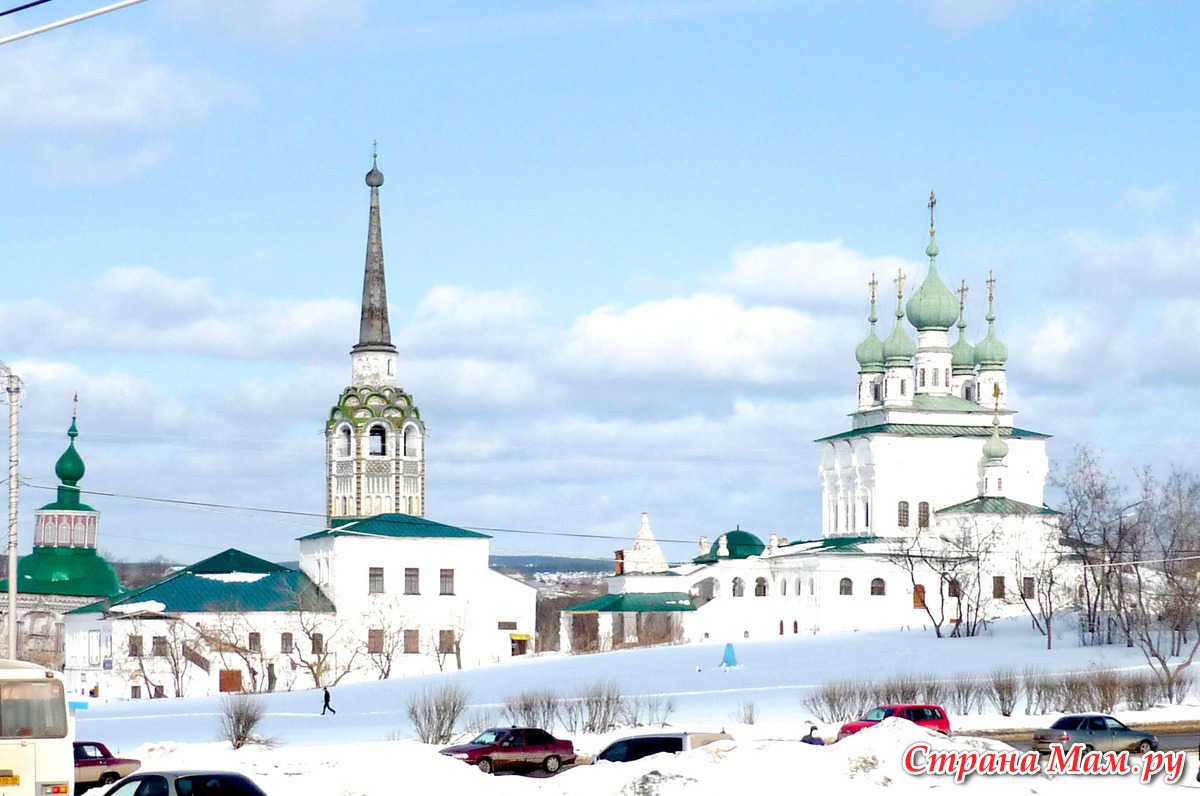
[282,581,360,688]
[358,598,411,680]
[426,616,466,672]
[199,606,270,694]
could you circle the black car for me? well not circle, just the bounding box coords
[100,771,268,796]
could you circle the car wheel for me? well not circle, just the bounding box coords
[1136,740,1152,754]
[543,756,561,774]
[477,758,494,775]
[100,773,120,786]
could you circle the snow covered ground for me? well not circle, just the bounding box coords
[78,619,1200,794]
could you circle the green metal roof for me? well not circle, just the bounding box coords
[816,423,1049,443]
[937,496,1060,516]
[0,547,121,598]
[70,548,333,615]
[566,592,696,613]
[299,513,490,541]
[692,530,766,564]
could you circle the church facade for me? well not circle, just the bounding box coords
[564,198,1074,650]
[62,157,535,698]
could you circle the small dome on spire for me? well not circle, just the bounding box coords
[54,415,85,487]
[975,272,1008,369]
[950,282,975,372]
[883,300,917,364]
[982,415,1009,463]
[365,146,384,188]
[855,279,885,372]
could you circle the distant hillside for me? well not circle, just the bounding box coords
[490,554,612,574]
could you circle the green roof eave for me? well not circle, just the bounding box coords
[300,513,490,541]
[566,592,696,613]
[815,423,1050,443]
[936,496,1060,516]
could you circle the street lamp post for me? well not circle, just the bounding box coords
[0,360,19,660]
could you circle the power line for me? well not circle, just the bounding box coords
[0,0,56,19]
[0,0,149,46]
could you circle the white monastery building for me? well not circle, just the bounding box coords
[564,194,1074,651]
[63,157,536,698]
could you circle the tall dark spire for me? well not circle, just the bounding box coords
[354,148,397,354]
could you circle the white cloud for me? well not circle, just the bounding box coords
[1125,183,1180,211]
[713,239,916,310]
[409,286,545,358]
[167,0,373,47]
[556,293,842,386]
[1062,226,1200,298]
[927,0,1034,31]
[0,31,253,179]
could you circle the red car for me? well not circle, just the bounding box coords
[439,727,576,774]
[73,741,141,792]
[837,704,950,740]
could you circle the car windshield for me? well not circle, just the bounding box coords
[1049,717,1080,730]
[471,730,506,745]
[863,708,891,721]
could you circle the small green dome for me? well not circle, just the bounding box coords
[882,303,916,364]
[54,418,85,486]
[975,313,1008,370]
[14,547,121,598]
[855,303,885,372]
[716,530,766,559]
[982,417,1009,462]
[950,314,975,372]
[906,260,960,331]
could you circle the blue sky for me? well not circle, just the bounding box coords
[2,0,1199,566]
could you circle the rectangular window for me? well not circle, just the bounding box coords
[403,629,419,654]
[405,567,420,595]
[128,636,143,657]
[248,632,261,653]
[280,632,293,653]
[440,569,455,595]
[368,566,385,594]
[1022,577,1035,600]
[917,502,930,529]
[497,621,517,630]
[948,578,961,598]
[311,633,324,655]
[368,628,384,654]
[897,501,909,528]
[151,636,168,657]
[919,369,926,387]
[153,685,165,699]
[992,576,1006,599]
[900,380,906,396]
[131,685,142,699]
[438,629,456,654]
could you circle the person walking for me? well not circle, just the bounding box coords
[322,686,336,715]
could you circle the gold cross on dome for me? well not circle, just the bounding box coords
[868,273,878,303]
[928,190,937,234]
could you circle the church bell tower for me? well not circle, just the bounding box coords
[326,153,426,520]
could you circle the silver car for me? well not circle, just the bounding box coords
[1032,714,1157,754]
[100,771,269,796]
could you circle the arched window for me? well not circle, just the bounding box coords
[793,621,799,634]
[948,578,962,598]
[754,577,768,597]
[913,584,926,609]
[338,427,352,457]
[779,620,784,635]
[808,577,815,595]
[918,502,930,529]
[732,578,745,597]
[369,425,387,455]
[898,501,910,527]
[839,578,853,596]
[404,426,419,457]
[780,580,787,597]
[872,383,881,401]
[864,501,870,529]
[871,578,886,596]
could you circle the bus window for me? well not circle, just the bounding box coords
[0,679,68,738]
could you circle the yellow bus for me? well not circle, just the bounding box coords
[0,660,73,796]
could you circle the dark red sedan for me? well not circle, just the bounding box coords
[439,727,576,774]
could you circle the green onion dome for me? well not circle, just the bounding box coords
[950,311,976,373]
[905,240,960,331]
[15,547,121,598]
[982,416,1009,463]
[882,301,916,365]
[855,302,885,373]
[975,306,1008,370]
[54,418,85,486]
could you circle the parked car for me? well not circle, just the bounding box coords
[98,771,268,796]
[74,741,141,792]
[1032,714,1158,754]
[439,727,576,774]
[593,732,733,763]
[837,704,950,740]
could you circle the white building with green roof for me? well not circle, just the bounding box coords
[565,198,1075,649]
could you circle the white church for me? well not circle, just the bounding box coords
[61,157,537,698]
[563,195,1074,651]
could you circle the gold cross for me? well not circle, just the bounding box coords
[894,268,906,299]
[868,273,878,303]
[958,279,969,311]
[987,271,996,303]
[928,190,937,234]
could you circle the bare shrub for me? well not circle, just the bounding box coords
[801,681,859,724]
[618,695,645,727]
[501,688,560,732]
[559,681,623,734]
[1022,669,1053,715]
[406,683,470,744]
[944,673,983,716]
[645,695,675,727]
[1169,668,1194,704]
[461,708,498,736]
[731,699,758,725]
[1059,673,1091,712]
[879,673,922,705]
[219,694,268,749]
[920,678,946,707]
[987,668,1021,717]
[1089,670,1122,713]
[1122,672,1157,711]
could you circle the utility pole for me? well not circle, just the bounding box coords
[0,359,19,660]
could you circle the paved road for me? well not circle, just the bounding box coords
[1005,732,1200,753]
